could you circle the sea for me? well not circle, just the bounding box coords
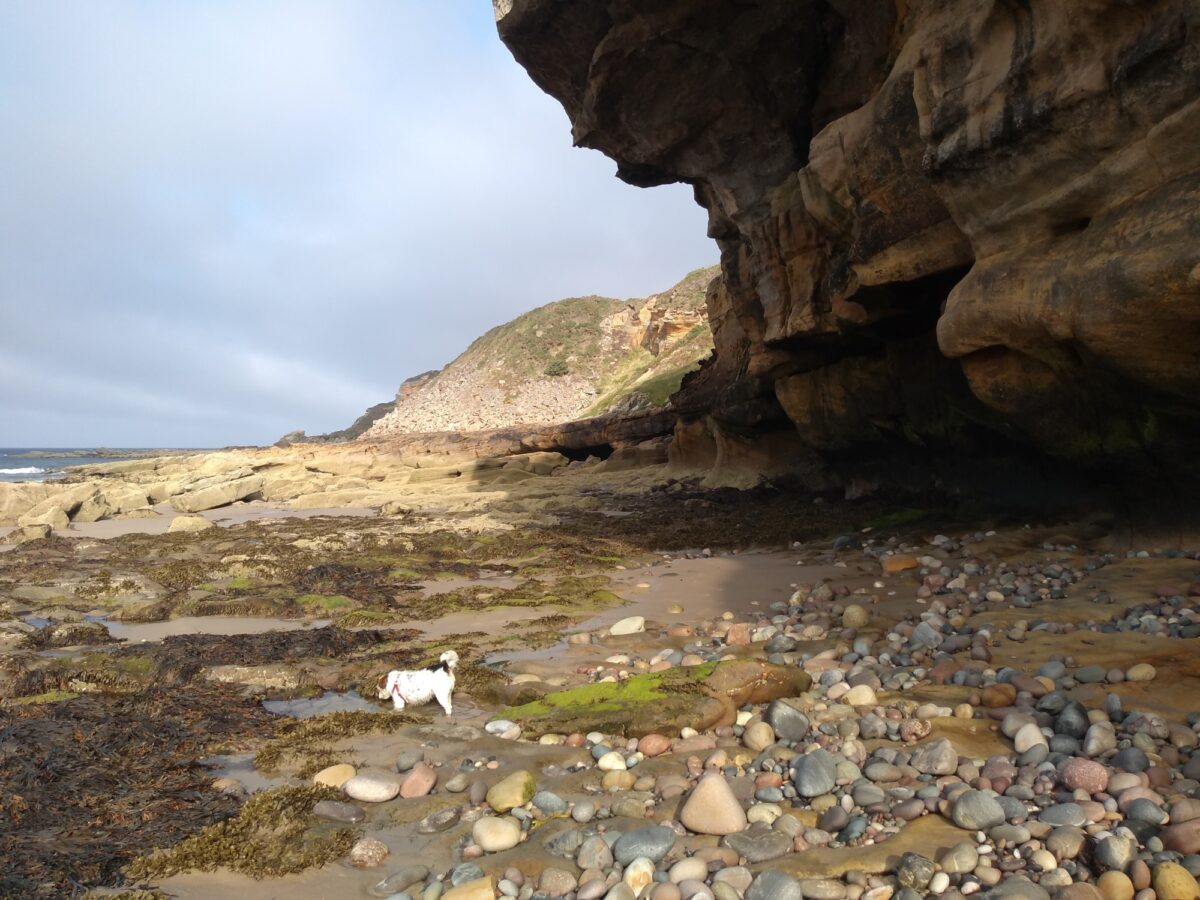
[0,448,149,483]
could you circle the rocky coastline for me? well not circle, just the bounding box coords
[1,441,1199,900]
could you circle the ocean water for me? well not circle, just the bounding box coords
[0,448,147,483]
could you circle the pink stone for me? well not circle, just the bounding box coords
[725,623,751,646]
[638,734,671,757]
[1161,818,1200,855]
[672,735,717,754]
[400,763,437,798]
[1060,758,1109,794]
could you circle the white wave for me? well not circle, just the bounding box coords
[0,466,48,475]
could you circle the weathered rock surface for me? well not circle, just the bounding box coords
[171,475,265,513]
[496,0,1200,489]
[498,660,811,737]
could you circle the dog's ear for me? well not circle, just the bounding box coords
[376,673,388,690]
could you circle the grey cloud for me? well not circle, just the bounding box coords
[0,2,714,447]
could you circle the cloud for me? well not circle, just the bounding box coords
[0,2,715,447]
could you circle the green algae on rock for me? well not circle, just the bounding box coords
[498,660,812,738]
[126,785,357,880]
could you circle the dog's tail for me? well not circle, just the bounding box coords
[440,650,459,670]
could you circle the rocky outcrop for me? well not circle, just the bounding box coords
[277,400,395,447]
[364,269,715,438]
[171,475,265,514]
[496,1,1200,488]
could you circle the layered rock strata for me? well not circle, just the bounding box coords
[496,0,1200,488]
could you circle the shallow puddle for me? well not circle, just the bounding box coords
[262,689,380,718]
[103,615,332,642]
[201,753,293,793]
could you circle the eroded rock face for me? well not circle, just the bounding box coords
[497,0,1200,485]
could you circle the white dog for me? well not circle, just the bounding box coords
[376,650,459,715]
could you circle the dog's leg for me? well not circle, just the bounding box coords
[434,683,453,717]
[392,695,406,711]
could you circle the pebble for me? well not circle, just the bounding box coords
[1060,757,1109,793]
[952,790,1005,830]
[610,616,645,636]
[539,868,577,898]
[680,772,748,836]
[313,763,356,788]
[441,877,495,900]
[614,826,677,865]
[624,857,656,893]
[743,721,775,751]
[722,827,793,862]
[909,739,958,775]
[486,771,535,812]
[349,837,390,868]
[344,772,402,803]
[572,799,596,823]
[577,835,614,870]
[1152,862,1200,900]
[400,763,437,798]
[472,816,522,852]
[417,807,461,834]
[745,870,804,900]
[792,748,837,796]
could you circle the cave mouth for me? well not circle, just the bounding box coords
[559,443,614,462]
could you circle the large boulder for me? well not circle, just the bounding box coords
[497,660,811,738]
[17,504,69,531]
[168,515,215,533]
[0,482,54,525]
[171,475,264,513]
[72,494,113,523]
[101,486,150,515]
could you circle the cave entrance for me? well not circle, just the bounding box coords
[559,443,614,462]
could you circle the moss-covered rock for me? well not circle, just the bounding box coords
[498,660,811,738]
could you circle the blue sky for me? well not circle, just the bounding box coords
[0,2,714,447]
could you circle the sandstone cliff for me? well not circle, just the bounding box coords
[364,268,714,437]
[496,0,1200,490]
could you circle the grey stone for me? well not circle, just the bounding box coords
[909,738,958,775]
[745,870,803,900]
[1039,803,1086,827]
[766,699,811,742]
[722,826,794,863]
[952,790,1006,830]
[532,791,568,815]
[416,807,461,834]
[896,853,935,890]
[612,826,676,865]
[791,748,837,797]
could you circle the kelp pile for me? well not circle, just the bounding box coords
[126,784,356,881]
[0,687,273,896]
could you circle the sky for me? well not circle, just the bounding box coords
[0,2,715,448]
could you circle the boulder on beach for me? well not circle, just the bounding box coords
[168,515,215,533]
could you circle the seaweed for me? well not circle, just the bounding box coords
[126,785,357,880]
[253,709,417,773]
[0,687,273,896]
